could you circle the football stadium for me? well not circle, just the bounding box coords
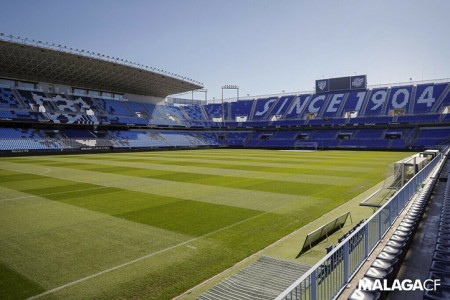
[1,3,450,300]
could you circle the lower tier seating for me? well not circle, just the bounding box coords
[0,126,449,153]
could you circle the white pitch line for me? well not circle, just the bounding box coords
[27,208,277,300]
[24,164,384,299]
[0,187,109,203]
[27,169,357,299]
[38,167,52,176]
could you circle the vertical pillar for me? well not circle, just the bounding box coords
[311,271,317,300]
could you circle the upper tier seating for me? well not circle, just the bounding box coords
[0,81,449,152]
[0,82,447,129]
[266,95,296,120]
[181,105,205,120]
[413,83,448,113]
[198,82,450,127]
[203,103,219,120]
[180,105,212,127]
[252,97,278,120]
[95,98,134,116]
[51,94,79,113]
[230,99,254,121]
[18,90,56,113]
[145,104,180,126]
[0,88,22,109]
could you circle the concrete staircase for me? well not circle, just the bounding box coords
[197,256,310,300]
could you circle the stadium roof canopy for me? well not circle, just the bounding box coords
[0,34,203,98]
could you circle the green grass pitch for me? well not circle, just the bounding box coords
[0,149,410,299]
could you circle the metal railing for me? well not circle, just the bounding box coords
[276,153,444,300]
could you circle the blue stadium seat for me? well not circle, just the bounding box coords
[230,99,254,121]
[386,86,413,113]
[363,88,389,116]
[252,97,277,120]
[1,80,450,152]
[266,95,296,120]
[0,88,22,109]
[413,83,448,113]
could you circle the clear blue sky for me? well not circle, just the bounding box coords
[1,0,449,100]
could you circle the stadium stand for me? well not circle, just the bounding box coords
[230,99,255,121]
[423,161,450,300]
[1,79,450,153]
[0,127,43,139]
[181,105,213,127]
[252,97,277,120]
[203,103,223,121]
[346,180,436,299]
[0,37,449,154]
[0,88,22,109]
[2,35,450,300]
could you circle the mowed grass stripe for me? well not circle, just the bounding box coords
[0,150,411,300]
[0,262,45,300]
[66,147,401,158]
[115,200,261,236]
[13,155,357,186]
[42,188,262,237]
[0,161,303,212]
[101,149,407,166]
[11,153,375,183]
[0,189,193,290]
[52,152,376,172]
[0,173,101,198]
[1,149,401,212]
[15,155,363,178]
[0,170,262,237]
[14,161,372,204]
[6,159,341,197]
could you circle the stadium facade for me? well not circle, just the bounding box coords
[1,35,450,154]
[2,34,450,300]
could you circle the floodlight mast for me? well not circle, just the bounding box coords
[221,85,239,127]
